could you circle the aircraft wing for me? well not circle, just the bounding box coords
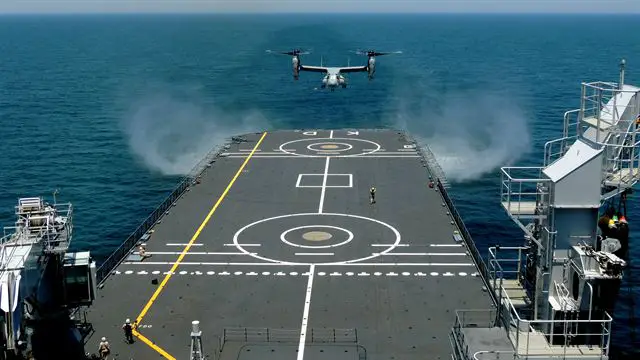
[299,65,329,73]
[336,66,368,74]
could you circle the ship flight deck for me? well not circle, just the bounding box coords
[87,129,493,360]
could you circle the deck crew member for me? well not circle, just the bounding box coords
[123,318,134,343]
[370,186,376,204]
[138,244,151,260]
[98,337,110,359]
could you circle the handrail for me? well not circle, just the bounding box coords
[95,139,230,284]
[436,179,497,306]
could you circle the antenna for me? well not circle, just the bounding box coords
[321,55,323,67]
[620,59,626,90]
[190,320,203,360]
[348,56,350,67]
[53,189,59,205]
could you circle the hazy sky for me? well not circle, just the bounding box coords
[1,0,640,14]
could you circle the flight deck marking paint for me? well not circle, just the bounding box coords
[227,155,419,159]
[297,264,315,360]
[318,157,330,213]
[117,269,474,277]
[296,174,352,188]
[295,253,335,256]
[133,131,267,360]
[146,251,252,255]
[122,261,474,267]
[307,142,353,152]
[278,137,381,157]
[280,225,354,249]
[232,213,401,265]
[376,252,467,256]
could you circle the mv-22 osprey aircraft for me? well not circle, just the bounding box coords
[267,48,401,91]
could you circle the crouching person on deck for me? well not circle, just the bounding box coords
[138,244,151,260]
[98,337,110,359]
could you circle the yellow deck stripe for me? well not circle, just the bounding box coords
[133,132,268,359]
[133,329,176,360]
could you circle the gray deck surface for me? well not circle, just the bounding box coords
[87,129,493,360]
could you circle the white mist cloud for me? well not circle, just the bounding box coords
[393,90,531,182]
[122,91,270,176]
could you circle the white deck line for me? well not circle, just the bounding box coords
[371,244,409,247]
[297,264,316,360]
[376,252,467,256]
[295,253,335,256]
[122,261,475,266]
[224,243,261,247]
[318,156,331,213]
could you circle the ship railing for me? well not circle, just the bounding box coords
[544,135,577,167]
[95,178,190,283]
[500,167,550,234]
[436,179,497,306]
[416,141,450,189]
[542,109,582,167]
[601,134,640,193]
[1,210,73,252]
[219,327,365,359]
[451,309,517,360]
[221,327,358,343]
[497,284,612,359]
[580,81,632,126]
[95,140,230,284]
[488,246,528,290]
[580,82,640,148]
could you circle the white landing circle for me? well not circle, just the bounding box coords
[280,225,354,249]
[232,212,401,265]
[306,142,353,152]
[279,138,381,157]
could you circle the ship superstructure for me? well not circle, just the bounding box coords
[450,60,638,359]
[0,197,96,359]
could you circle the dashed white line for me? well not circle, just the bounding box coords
[122,261,475,266]
[430,244,464,247]
[166,243,203,247]
[224,243,261,247]
[114,270,473,277]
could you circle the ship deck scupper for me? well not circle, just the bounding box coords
[87,130,493,360]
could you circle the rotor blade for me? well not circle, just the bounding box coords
[352,50,402,56]
[266,49,311,56]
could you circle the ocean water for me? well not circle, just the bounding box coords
[0,13,638,357]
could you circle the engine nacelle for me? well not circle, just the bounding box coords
[367,57,376,79]
[292,56,300,80]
